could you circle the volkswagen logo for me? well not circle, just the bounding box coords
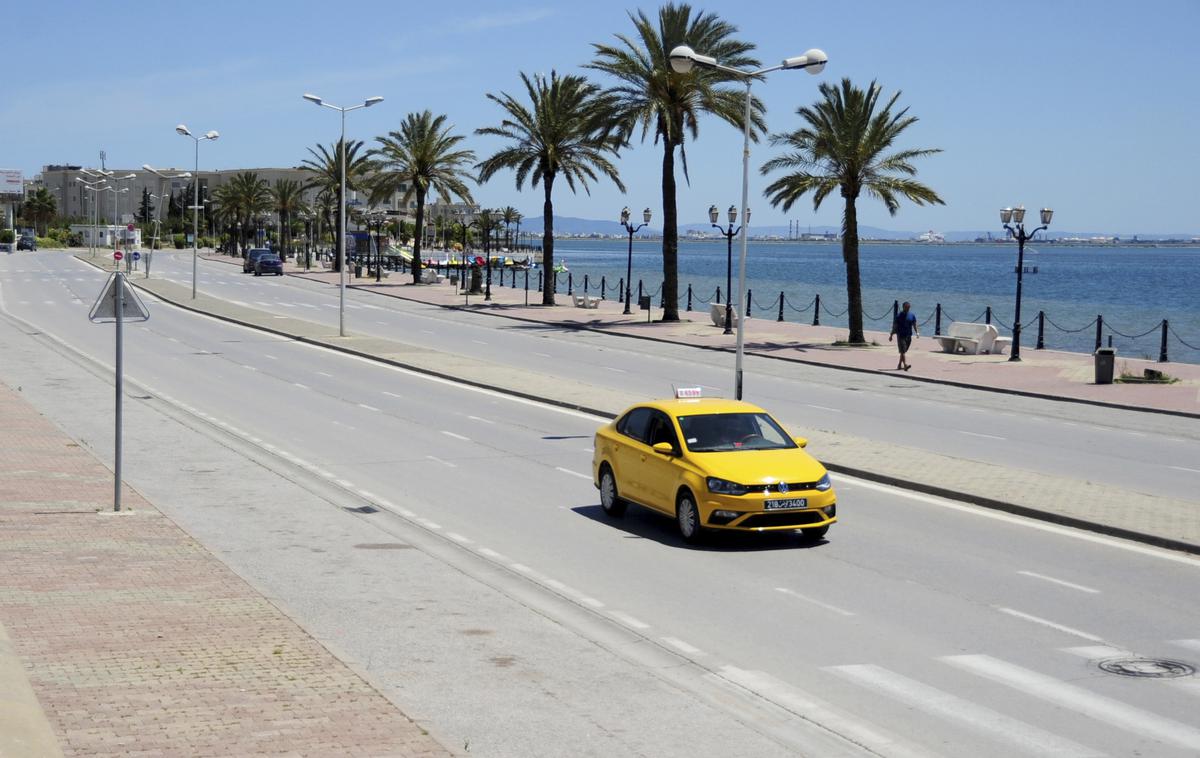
[778,481,789,494]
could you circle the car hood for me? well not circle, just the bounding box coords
[693,448,826,485]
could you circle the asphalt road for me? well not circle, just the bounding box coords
[3,251,1200,757]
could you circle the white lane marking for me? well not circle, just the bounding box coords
[994,607,1104,642]
[417,518,442,530]
[533,352,551,358]
[426,455,457,468]
[316,371,332,377]
[1061,645,1132,659]
[942,654,1200,750]
[1017,570,1101,594]
[828,664,1101,758]
[604,367,626,373]
[805,404,843,413]
[1126,431,1147,437]
[358,403,380,412]
[441,430,470,441]
[382,391,403,398]
[467,415,493,424]
[478,547,509,562]
[446,532,472,544]
[335,479,354,488]
[661,637,704,656]
[958,430,1005,440]
[556,467,592,481]
[843,475,1200,569]
[1169,465,1200,474]
[472,340,487,345]
[376,321,388,326]
[264,354,277,360]
[580,596,604,609]
[510,563,534,574]
[774,587,855,617]
[167,337,179,343]
[293,382,309,389]
[240,364,258,371]
[609,611,650,630]
[421,329,435,334]
[718,666,927,758]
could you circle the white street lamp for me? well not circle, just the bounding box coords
[77,175,107,257]
[669,44,827,399]
[176,125,219,298]
[143,165,191,276]
[302,93,384,337]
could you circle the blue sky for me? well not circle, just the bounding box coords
[3,1,1197,234]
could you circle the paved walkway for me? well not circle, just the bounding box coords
[0,379,451,756]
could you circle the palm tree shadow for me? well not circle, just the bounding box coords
[571,504,825,552]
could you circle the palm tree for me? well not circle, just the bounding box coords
[500,205,520,249]
[589,3,762,321]
[761,78,944,344]
[369,111,476,284]
[23,187,57,235]
[271,178,308,260]
[301,139,371,272]
[476,70,625,306]
[213,172,272,255]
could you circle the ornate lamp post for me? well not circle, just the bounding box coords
[670,43,826,399]
[620,206,652,314]
[710,204,747,335]
[1000,205,1053,362]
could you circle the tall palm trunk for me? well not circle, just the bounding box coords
[332,185,344,273]
[842,192,866,344]
[660,140,680,321]
[542,174,555,306]
[411,190,426,284]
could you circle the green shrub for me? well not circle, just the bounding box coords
[173,233,185,249]
[0,229,13,243]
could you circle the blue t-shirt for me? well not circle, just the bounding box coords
[893,311,917,338]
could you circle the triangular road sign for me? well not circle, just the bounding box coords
[89,272,150,323]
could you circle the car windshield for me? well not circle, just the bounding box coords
[677,412,796,452]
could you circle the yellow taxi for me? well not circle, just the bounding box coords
[592,390,836,542]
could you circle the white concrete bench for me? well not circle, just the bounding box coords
[710,302,739,328]
[571,293,600,309]
[991,336,1012,355]
[419,268,443,284]
[934,322,1005,355]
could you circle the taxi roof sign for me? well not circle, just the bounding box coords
[674,386,703,399]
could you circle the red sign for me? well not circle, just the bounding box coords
[113,251,123,261]
[126,223,134,231]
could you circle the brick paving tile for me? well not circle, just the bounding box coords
[0,380,452,757]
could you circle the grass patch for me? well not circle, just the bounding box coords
[1116,365,1179,384]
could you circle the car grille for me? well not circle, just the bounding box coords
[757,481,822,494]
[739,510,826,529]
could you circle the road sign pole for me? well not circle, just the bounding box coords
[114,271,123,512]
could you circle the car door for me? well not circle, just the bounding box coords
[611,407,653,505]
[639,410,684,512]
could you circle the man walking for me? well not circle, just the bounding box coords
[889,301,919,371]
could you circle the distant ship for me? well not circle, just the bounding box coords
[915,230,945,243]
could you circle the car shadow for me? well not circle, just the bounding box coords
[571,504,827,552]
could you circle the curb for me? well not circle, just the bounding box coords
[0,621,65,757]
[98,260,1200,558]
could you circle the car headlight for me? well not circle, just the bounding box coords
[815,473,832,491]
[707,477,749,496]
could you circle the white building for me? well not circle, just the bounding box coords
[70,224,142,248]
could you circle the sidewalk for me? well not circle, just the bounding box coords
[116,253,1200,554]
[0,379,451,756]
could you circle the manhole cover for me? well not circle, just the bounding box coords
[1097,658,1195,678]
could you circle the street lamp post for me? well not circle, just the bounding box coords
[1000,206,1053,362]
[619,206,652,314]
[175,124,219,299]
[710,204,747,335]
[143,166,191,278]
[302,93,383,337]
[669,44,826,399]
[76,175,108,257]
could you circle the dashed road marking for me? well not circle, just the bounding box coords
[1017,570,1100,594]
[442,431,470,441]
[993,606,1103,641]
[661,637,703,655]
[359,403,380,412]
[556,467,591,480]
[775,587,855,617]
[426,455,456,468]
[609,611,650,630]
[959,430,1004,440]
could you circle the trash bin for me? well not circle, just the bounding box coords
[354,263,363,278]
[1094,347,1116,384]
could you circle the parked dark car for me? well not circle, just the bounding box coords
[17,235,36,251]
[254,255,284,276]
[243,248,274,273]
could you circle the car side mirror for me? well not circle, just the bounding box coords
[652,442,676,456]
[793,436,808,448]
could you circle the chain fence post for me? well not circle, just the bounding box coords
[1095,315,1103,351]
[601,275,606,300]
[1036,311,1045,349]
[567,272,573,295]
[1160,319,1169,363]
[638,279,643,303]
[716,286,722,305]
[687,284,693,312]
[746,289,753,319]
[524,269,529,306]
[985,306,992,325]
[777,292,784,322]
[537,270,542,293]
[813,294,820,326]
[934,303,942,336]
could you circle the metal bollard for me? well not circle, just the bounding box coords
[687,284,693,311]
[746,289,753,319]
[1160,320,1169,363]
[524,269,529,306]
[716,286,722,305]
[777,292,784,322]
[601,276,607,300]
[1095,315,1103,351]
[813,294,821,326]
[934,303,942,335]
[1036,311,1045,349]
[583,274,589,294]
[892,300,899,321]
[537,271,543,292]
[985,306,992,325]
[638,280,643,303]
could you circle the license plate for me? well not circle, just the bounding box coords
[763,498,807,510]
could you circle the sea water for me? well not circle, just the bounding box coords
[530,240,1200,365]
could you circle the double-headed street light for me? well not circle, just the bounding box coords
[76,175,108,257]
[302,92,384,337]
[619,206,652,314]
[143,165,191,276]
[710,204,748,335]
[1000,206,1053,362]
[669,44,827,399]
[176,125,219,299]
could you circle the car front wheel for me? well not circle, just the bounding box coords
[599,465,626,517]
[677,491,703,543]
